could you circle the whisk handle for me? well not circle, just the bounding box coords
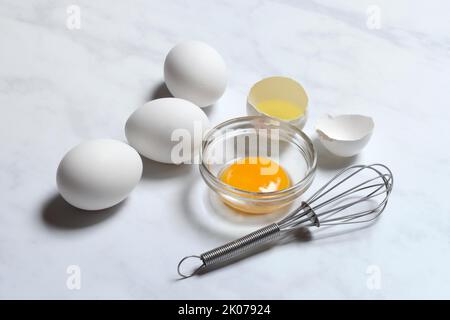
[201,223,281,267]
[177,223,282,278]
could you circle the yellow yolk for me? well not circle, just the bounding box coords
[220,157,290,193]
[256,99,305,121]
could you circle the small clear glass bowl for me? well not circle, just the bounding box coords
[199,116,317,214]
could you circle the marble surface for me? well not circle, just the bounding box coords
[1,0,449,299]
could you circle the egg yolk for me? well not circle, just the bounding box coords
[220,157,290,193]
[256,99,305,121]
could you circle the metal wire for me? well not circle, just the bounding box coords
[201,224,282,266]
[177,163,393,278]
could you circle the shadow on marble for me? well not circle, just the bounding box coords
[180,176,231,241]
[141,156,193,180]
[311,220,380,241]
[179,174,291,241]
[281,227,313,243]
[41,194,121,230]
[148,82,173,100]
[147,81,215,116]
[312,136,359,171]
[201,105,215,117]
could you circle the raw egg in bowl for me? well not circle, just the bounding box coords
[199,116,317,214]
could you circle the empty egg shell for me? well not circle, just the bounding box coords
[316,114,374,157]
[247,76,309,129]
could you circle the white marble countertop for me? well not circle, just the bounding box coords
[1,0,449,299]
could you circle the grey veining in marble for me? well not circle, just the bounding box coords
[1,0,449,299]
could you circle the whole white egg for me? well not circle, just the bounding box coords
[56,139,143,210]
[125,98,210,164]
[164,41,227,107]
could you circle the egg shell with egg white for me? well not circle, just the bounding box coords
[247,76,309,129]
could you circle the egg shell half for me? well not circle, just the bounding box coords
[316,114,374,157]
[247,76,309,129]
[125,98,210,164]
[56,139,143,210]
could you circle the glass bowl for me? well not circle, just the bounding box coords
[199,116,317,214]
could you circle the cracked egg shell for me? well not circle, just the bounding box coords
[247,76,309,129]
[316,114,374,157]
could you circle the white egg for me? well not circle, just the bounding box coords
[56,139,142,211]
[125,98,210,164]
[316,114,374,157]
[164,41,227,107]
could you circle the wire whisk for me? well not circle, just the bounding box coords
[177,163,394,278]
